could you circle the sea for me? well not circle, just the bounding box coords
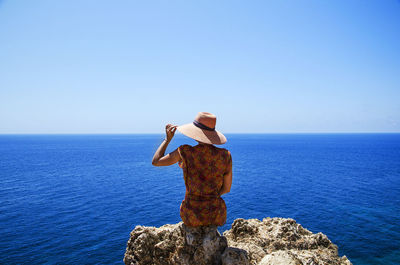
[0,133,399,265]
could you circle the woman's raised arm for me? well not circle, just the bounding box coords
[152,124,181,166]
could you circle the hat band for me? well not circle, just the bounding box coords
[193,120,215,131]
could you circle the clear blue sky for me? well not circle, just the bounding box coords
[0,0,399,133]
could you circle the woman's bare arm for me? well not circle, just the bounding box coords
[219,153,233,195]
[152,124,181,166]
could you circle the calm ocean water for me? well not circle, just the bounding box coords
[0,134,399,264]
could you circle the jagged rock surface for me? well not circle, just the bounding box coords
[224,217,352,265]
[124,223,228,265]
[124,217,352,265]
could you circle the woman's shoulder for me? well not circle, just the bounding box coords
[212,145,231,157]
[217,146,229,151]
[179,144,230,156]
[178,144,192,150]
[177,145,193,161]
[178,144,194,154]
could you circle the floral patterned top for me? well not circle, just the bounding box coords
[177,143,232,227]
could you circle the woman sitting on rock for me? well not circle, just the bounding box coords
[152,112,232,227]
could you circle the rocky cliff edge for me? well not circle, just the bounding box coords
[124,217,352,265]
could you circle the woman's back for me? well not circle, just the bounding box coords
[178,143,232,227]
[178,143,231,196]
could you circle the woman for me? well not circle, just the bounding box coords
[152,112,232,227]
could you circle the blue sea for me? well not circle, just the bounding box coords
[0,134,399,264]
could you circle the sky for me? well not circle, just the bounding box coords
[0,0,399,134]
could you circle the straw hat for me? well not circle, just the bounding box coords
[177,112,227,145]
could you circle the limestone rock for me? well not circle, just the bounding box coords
[124,217,352,265]
[223,217,352,265]
[259,250,302,265]
[221,247,250,265]
[124,222,227,265]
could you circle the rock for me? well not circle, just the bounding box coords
[221,247,250,265]
[124,222,227,265]
[259,250,302,265]
[223,217,352,265]
[124,217,352,265]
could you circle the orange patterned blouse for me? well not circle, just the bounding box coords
[177,143,232,227]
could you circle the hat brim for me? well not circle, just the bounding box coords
[177,123,227,145]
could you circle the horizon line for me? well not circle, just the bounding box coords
[0,132,400,135]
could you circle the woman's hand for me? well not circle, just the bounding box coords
[165,124,177,142]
